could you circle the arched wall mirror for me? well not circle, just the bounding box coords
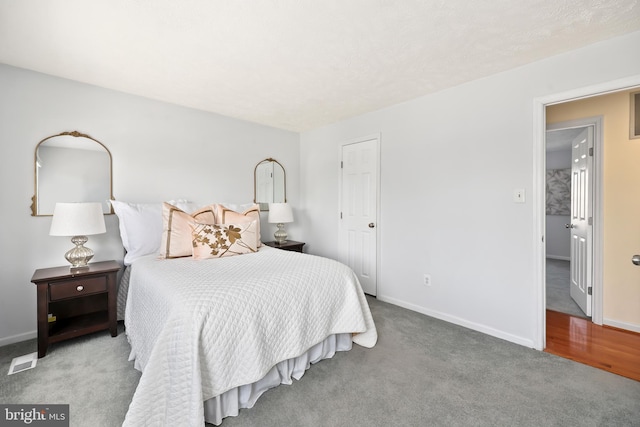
[254,158,286,211]
[31,131,114,216]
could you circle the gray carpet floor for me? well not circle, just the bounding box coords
[1,297,638,426]
[546,258,588,318]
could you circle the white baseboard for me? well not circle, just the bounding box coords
[603,318,640,333]
[377,295,535,348]
[546,255,570,261]
[0,330,37,348]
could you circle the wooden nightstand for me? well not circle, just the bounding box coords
[263,240,305,253]
[30,260,121,358]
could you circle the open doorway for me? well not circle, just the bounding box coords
[538,85,640,379]
[534,76,640,352]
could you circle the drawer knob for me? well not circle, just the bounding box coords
[76,285,84,291]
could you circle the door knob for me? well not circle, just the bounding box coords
[565,224,575,229]
[632,255,640,266]
[368,223,375,228]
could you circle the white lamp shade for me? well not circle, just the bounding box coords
[50,202,106,236]
[268,203,293,223]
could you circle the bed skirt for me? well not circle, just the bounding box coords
[203,333,353,425]
[117,265,131,321]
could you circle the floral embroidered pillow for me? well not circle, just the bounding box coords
[160,202,216,258]
[191,220,258,259]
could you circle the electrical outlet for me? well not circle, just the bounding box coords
[423,274,431,287]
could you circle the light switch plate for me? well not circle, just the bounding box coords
[513,189,525,203]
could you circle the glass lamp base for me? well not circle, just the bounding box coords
[274,223,288,244]
[65,235,94,269]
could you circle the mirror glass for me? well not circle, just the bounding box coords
[254,158,286,211]
[32,131,113,216]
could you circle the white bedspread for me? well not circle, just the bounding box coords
[122,246,377,427]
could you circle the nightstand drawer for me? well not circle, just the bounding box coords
[49,276,107,301]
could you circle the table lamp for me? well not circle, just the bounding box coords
[268,203,293,244]
[50,202,106,269]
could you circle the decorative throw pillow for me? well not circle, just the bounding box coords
[166,199,200,213]
[160,202,216,258]
[215,203,262,247]
[191,220,258,259]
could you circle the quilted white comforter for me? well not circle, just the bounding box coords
[122,246,377,426]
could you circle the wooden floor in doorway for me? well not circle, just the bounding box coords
[545,309,640,382]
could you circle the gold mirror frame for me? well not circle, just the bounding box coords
[31,130,114,216]
[253,158,286,211]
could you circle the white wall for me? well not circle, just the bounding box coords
[300,31,640,347]
[0,64,299,345]
[545,148,571,260]
[546,148,571,169]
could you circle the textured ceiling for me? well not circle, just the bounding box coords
[1,1,639,131]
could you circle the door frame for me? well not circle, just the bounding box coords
[533,75,640,351]
[547,119,601,319]
[338,133,381,296]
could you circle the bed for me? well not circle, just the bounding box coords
[114,203,377,426]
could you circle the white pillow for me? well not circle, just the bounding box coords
[110,200,163,265]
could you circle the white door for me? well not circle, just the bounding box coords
[339,139,378,296]
[569,127,593,316]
